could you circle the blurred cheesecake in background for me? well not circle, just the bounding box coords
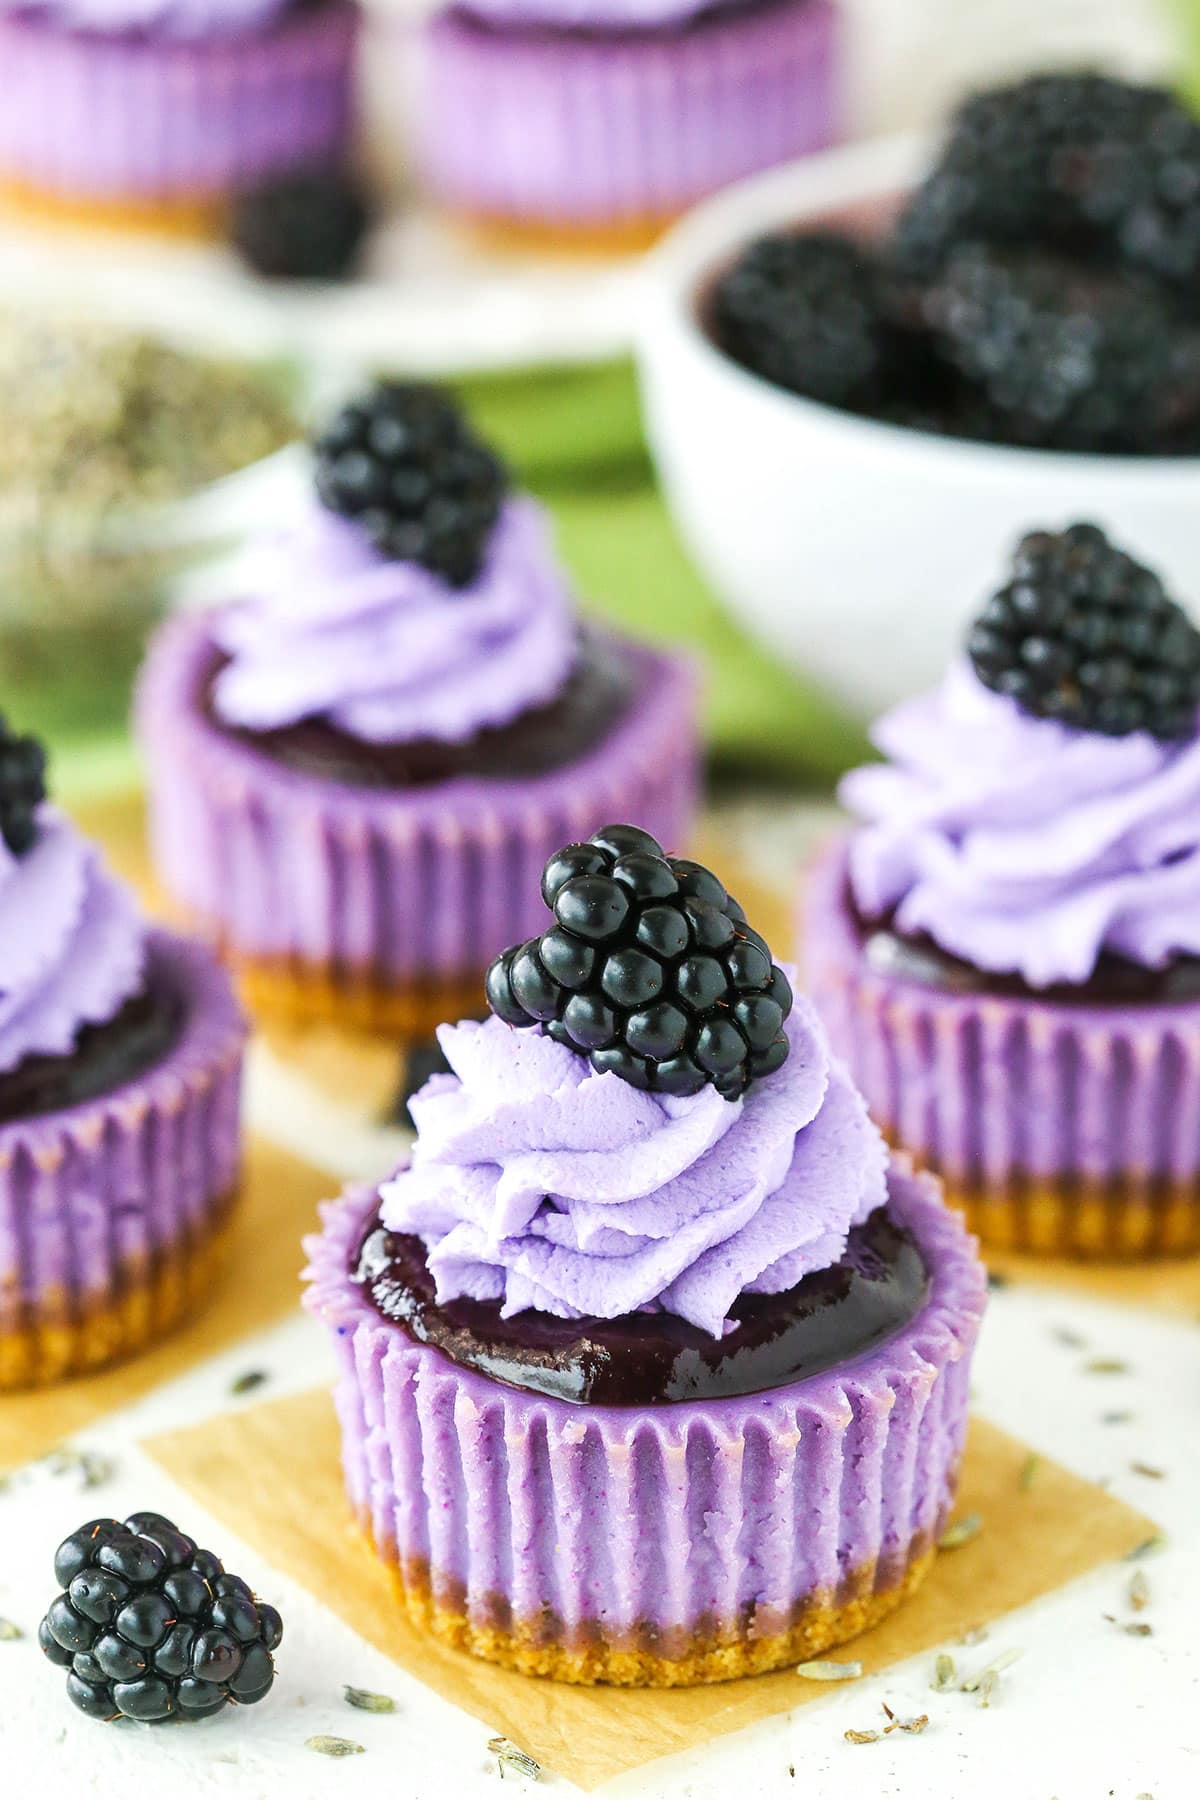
[136,381,700,1037]
[412,0,844,249]
[807,522,1200,1261]
[0,0,362,234]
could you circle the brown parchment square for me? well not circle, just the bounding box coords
[0,1139,335,1472]
[144,1390,1158,1790]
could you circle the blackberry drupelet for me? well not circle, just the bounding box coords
[392,1036,454,1130]
[712,232,891,408]
[917,244,1200,453]
[39,1513,283,1724]
[315,383,508,587]
[893,72,1200,297]
[486,824,793,1099]
[230,166,371,282]
[0,718,46,856]
[968,523,1200,739]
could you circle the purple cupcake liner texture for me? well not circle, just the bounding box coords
[416,0,841,227]
[0,931,246,1381]
[805,840,1200,1250]
[304,1162,984,1680]
[0,2,360,203]
[136,608,701,987]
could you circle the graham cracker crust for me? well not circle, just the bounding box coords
[943,1171,1200,1261]
[367,1528,938,1686]
[450,207,674,258]
[0,177,223,237]
[230,953,486,1041]
[0,1198,236,1392]
[144,893,486,1042]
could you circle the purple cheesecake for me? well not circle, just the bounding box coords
[806,525,1200,1259]
[0,738,246,1391]
[304,827,985,1684]
[0,0,360,227]
[415,0,842,242]
[137,385,699,1037]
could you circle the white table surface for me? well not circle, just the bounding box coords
[0,8,1192,1785]
[1,802,1197,1799]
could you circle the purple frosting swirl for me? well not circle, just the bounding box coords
[456,0,737,32]
[210,497,577,747]
[0,811,145,1076]
[3,0,294,39]
[379,982,888,1339]
[841,661,1200,988]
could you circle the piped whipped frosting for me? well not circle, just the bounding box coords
[457,0,735,33]
[380,983,888,1339]
[210,496,577,747]
[842,659,1200,988]
[5,0,294,39]
[0,812,145,1076]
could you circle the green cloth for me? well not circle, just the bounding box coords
[36,357,865,800]
[27,27,1200,800]
[454,360,867,784]
[1173,2,1200,108]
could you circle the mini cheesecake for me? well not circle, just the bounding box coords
[305,826,985,1684]
[808,524,1200,1259]
[415,0,841,249]
[0,727,245,1390]
[0,0,360,235]
[139,385,698,1040]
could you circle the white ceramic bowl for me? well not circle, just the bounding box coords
[636,134,1200,721]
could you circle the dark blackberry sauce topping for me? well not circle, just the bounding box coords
[0,971,183,1126]
[853,896,1200,1008]
[354,1203,927,1406]
[203,628,637,788]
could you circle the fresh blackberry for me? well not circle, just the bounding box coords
[230,165,371,282]
[712,232,891,408]
[967,523,1200,739]
[893,72,1200,299]
[0,717,46,856]
[40,1513,283,1724]
[314,383,508,587]
[917,244,1200,453]
[486,825,793,1100]
[390,1036,454,1130]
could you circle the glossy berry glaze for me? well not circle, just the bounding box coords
[857,905,1200,1007]
[353,1202,928,1406]
[0,978,183,1126]
[202,629,637,789]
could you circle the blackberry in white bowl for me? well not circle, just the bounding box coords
[638,72,1200,717]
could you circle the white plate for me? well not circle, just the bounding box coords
[0,197,650,378]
